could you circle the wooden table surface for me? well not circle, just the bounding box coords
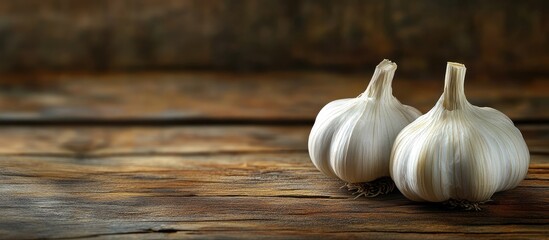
[0,72,547,239]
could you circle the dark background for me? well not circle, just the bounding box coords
[0,0,545,122]
[0,0,546,78]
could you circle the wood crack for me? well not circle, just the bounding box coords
[46,228,188,240]
[43,228,549,240]
[0,149,309,158]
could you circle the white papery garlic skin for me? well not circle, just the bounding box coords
[390,62,530,203]
[308,60,421,183]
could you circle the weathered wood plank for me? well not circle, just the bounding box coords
[31,232,547,240]
[0,126,310,155]
[0,72,547,121]
[0,117,545,239]
[0,153,547,239]
[0,124,544,155]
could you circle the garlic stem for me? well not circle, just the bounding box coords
[364,59,396,99]
[442,62,468,110]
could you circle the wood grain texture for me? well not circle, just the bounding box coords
[0,72,547,121]
[0,126,309,155]
[0,71,546,239]
[0,126,547,239]
[0,153,547,239]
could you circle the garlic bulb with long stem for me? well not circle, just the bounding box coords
[390,62,529,209]
[308,59,421,196]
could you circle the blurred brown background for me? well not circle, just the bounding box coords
[0,0,546,77]
[0,0,546,122]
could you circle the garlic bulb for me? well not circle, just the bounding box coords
[390,62,529,205]
[308,59,421,185]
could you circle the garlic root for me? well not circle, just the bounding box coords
[442,199,492,211]
[342,177,396,198]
